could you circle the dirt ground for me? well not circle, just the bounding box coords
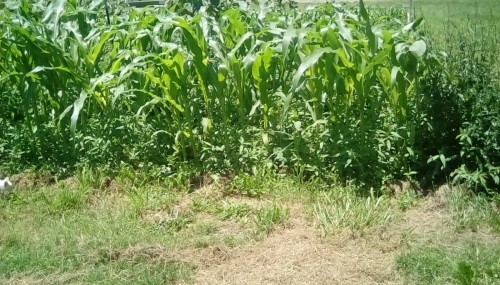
[184,191,433,284]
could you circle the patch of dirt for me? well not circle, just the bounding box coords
[178,185,497,285]
[191,222,404,285]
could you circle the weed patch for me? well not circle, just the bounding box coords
[397,242,500,285]
[313,187,393,234]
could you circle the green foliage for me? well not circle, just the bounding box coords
[254,204,289,234]
[0,0,432,189]
[43,187,90,213]
[218,201,252,220]
[396,242,500,285]
[414,15,500,191]
[313,186,392,234]
[445,186,500,232]
[397,188,419,211]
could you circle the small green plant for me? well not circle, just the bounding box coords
[397,189,420,211]
[396,242,500,285]
[313,187,392,234]
[454,261,475,285]
[218,201,252,220]
[125,187,177,217]
[399,227,417,248]
[76,167,110,190]
[125,188,149,217]
[254,204,289,234]
[228,172,270,198]
[163,214,195,233]
[190,197,220,214]
[194,222,218,235]
[445,186,499,231]
[44,187,89,213]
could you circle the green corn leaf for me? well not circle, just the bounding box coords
[89,30,118,66]
[403,16,424,33]
[42,0,66,38]
[292,47,334,92]
[70,90,88,135]
[358,0,369,22]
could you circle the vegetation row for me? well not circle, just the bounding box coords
[0,0,498,192]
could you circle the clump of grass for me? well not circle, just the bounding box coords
[190,197,220,214]
[313,186,393,234]
[445,186,500,232]
[396,241,500,285]
[218,201,252,220]
[125,187,178,217]
[227,172,272,198]
[397,189,420,212]
[254,204,289,235]
[162,213,195,233]
[43,186,90,213]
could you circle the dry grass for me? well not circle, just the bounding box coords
[1,175,499,285]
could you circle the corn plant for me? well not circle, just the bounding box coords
[1,0,433,188]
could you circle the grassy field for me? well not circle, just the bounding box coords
[300,0,500,27]
[1,173,499,284]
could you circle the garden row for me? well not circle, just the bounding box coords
[0,0,498,192]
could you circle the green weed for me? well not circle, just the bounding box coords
[445,186,500,232]
[396,242,500,285]
[313,186,393,234]
[218,201,252,220]
[44,187,90,213]
[254,204,289,234]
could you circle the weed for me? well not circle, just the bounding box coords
[218,201,252,220]
[125,187,177,217]
[190,197,220,214]
[194,222,218,235]
[396,242,500,285]
[313,187,392,234]
[44,187,89,213]
[445,186,499,232]
[254,204,289,234]
[228,172,270,198]
[162,214,195,233]
[397,189,420,211]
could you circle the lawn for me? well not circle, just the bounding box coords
[1,172,500,284]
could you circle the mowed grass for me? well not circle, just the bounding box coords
[0,184,194,284]
[396,242,500,285]
[1,173,500,284]
[396,186,500,285]
[0,174,305,284]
